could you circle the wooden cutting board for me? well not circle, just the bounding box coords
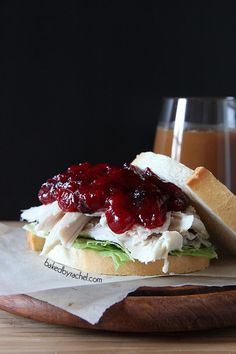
[1,285,236,332]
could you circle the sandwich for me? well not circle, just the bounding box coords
[21,152,221,276]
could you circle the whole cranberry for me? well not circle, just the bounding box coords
[38,179,57,204]
[105,192,136,233]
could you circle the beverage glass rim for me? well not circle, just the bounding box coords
[162,96,235,100]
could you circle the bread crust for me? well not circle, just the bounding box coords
[26,231,45,251]
[186,167,236,254]
[187,167,236,232]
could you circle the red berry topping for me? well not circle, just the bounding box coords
[38,179,57,204]
[67,162,92,175]
[105,192,136,233]
[57,189,79,212]
[79,185,107,213]
[38,162,189,233]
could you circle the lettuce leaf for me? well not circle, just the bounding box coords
[72,238,217,270]
[23,222,48,238]
[72,238,133,270]
[169,246,217,259]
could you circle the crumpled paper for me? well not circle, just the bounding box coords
[1,224,236,324]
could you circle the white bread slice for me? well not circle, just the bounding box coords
[133,152,236,255]
[132,152,193,195]
[47,244,209,276]
[186,167,236,255]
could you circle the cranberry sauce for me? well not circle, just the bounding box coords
[38,163,189,234]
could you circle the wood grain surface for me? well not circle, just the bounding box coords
[0,309,236,354]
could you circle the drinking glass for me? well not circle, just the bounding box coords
[153,97,236,194]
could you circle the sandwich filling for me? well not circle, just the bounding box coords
[21,163,217,272]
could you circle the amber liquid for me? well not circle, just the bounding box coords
[154,127,236,195]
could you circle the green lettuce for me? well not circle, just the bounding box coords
[72,238,217,270]
[73,238,133,270]
[169,245,217,259]
[23,222,48,237]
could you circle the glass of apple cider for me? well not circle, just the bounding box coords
[153,97,236,194]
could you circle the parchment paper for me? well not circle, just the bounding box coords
[1,224,236,324]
